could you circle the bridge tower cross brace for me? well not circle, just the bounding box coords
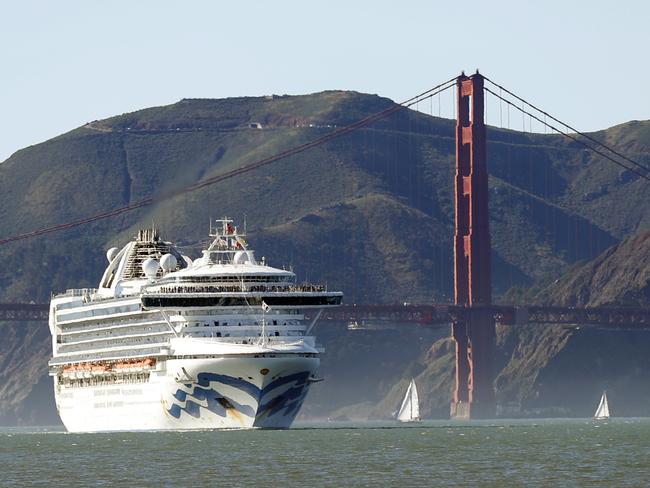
[450,72,496,419]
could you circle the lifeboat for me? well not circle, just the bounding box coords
[80,364,92,378]
[91,363,110,374]
[62,364,78,378]
[110,358,155,375]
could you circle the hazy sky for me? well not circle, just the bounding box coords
[2,0,648,162]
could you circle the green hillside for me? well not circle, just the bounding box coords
[0,90,648,423]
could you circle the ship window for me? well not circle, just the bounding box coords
[214,321,219,326]
[273,320,277,325]
[216,332,221,337]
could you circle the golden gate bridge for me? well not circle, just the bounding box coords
[1,71,649,419]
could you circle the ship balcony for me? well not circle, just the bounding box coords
[181,325,306,338]
[141,291,343,310]
[58,317,167,336]
[57,328,173,348]
[54,337,171,358]
[143,283,329,294]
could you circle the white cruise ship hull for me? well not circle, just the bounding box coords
[49,222,342,432]
[56,355,318,432]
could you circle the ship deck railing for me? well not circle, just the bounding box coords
[52,288,98,300]
[58,316,166,334]
[53,339,170,360]
[54,284,331,304]
[59,329,172,349]
[143,283,329,294]
[59,324,307,347]
[53,291,137,310]
[177,335,317,348]
[182,331,310,340]
[49,335,318,367]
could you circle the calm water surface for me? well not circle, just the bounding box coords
[2,419,649,486]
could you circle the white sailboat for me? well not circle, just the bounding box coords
[593,391,610,420]
[396,378,420,422]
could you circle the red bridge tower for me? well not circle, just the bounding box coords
[450,72,496,419]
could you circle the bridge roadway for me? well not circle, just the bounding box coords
[2,302,650,329]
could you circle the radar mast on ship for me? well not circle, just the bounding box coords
[203,217,256,265]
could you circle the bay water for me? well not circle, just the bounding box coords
[2,419,649,486]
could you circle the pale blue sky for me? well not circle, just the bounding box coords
[1,0,648,162]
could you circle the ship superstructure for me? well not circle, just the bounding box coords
[48,219,342,432]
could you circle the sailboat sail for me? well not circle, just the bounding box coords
[594,392,610,419]
[397,379,420,422]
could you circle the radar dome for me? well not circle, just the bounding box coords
[106,247,119,262]
[233,251,250,265]
[160,254,177,273]
[142,258,159,279]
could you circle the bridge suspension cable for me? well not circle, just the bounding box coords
[0,77,457,246]
[5,73,645,246]
[483,77,650,181]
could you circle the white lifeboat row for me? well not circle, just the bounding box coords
[60,358,157,379]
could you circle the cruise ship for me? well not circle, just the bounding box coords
[48,219,342,432]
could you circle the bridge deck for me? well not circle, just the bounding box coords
[3,302,650,328]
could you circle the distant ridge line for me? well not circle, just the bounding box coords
[0,78,457,245]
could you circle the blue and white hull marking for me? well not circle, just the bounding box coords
[163,356,319,429]
[167,371,311,428]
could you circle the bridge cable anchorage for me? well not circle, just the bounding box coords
[484,86,650,182]
[0,77,458,246]
[484,76,650,178]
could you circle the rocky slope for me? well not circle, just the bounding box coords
[534,230,650,307]
[491,230,650,417]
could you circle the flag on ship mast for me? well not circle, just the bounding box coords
[262,301,271,313]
